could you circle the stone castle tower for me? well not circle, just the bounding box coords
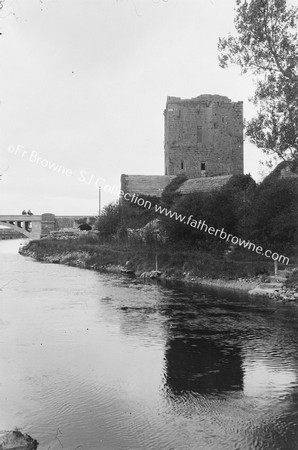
[164,95,243,178]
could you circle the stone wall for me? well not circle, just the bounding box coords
[54,216,93,230]
[55,216,79,230]
[41,214,94,236]
[164,95,243,178]
[41,213,56,235]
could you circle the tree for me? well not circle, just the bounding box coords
[250,176,298,254]
[160,175,256,248]
[95,202,120,237]
[120,194,158,229]
[218,0,298,163]
[213,174,256,237]
[161,174,187,208]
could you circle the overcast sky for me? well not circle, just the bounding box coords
[0,0,290,216]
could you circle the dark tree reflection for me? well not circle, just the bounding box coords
[165,336,243,395]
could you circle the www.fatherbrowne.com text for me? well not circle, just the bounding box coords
[120,191,290,265]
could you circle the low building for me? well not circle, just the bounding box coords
[121,173,233,199]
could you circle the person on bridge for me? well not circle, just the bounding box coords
[27,210,33,215]
[22,210,27,215]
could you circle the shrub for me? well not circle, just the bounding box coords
[95,202,120,237]
[161,174,187,207]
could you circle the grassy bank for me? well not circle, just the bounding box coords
[20,236,286,291]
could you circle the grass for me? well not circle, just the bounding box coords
[286,270,298,289]
[21,236,283,280]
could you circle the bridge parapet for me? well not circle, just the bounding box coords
[0,215,42,222]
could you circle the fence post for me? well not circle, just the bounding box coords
[274,260,278,277]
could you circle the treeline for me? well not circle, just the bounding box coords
[96,164,298,259]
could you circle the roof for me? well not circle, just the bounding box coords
[121,175,175,197]
[262,160,298,185]
[177,175,233,194]
[121,174,232,197]
[279,164,298,178]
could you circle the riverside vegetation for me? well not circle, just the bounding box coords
[20,164,298,297]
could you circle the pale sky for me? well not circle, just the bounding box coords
[0,0,286,216]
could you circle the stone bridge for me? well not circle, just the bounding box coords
[0,214,96,240]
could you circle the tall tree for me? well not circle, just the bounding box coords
[218,0,298,163]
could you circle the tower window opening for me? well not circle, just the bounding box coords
[181,161,184,170]
[201,162,206,177]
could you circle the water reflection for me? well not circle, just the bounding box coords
[1,241,298,450]
[160,289,243,397]
[165,337,243,395]
[157,285,298,449]
[243,359,297,398]
[112,281,298,448]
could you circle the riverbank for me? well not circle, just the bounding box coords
[19,237,298,300]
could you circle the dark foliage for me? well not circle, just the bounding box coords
[94,172,296,261]
[160,174,256,248]
[95,202,120,237]
[161,174,187,207]
[249,176,298,253]
[121,194,159,229]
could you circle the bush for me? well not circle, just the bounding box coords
[160,174,256,250]
[250,176,298,254]
[95,202,120,237]
[121,194,159,229]
[161,174,187,207]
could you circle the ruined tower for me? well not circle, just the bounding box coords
[164,95,243,178]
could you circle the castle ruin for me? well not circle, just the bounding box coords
[121,94,243,198]
[164,95,243,178]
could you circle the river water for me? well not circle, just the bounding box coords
[1,239,298,450]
